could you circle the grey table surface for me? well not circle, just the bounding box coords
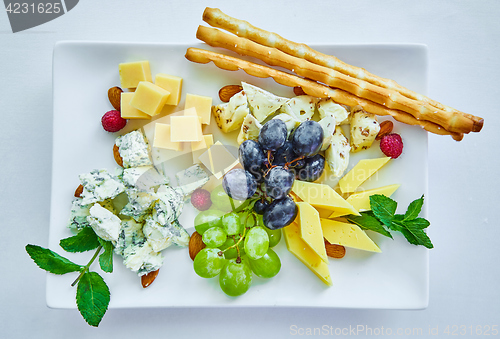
[1,1,499,338]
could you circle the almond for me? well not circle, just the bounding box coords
[141,269,159,288]
[324,239,346,259]
[74,184,84,198]
[189,231,206,261]
[113,144,123,167]
[293,86,306,96]
[376,120,394,140]
[108,86,123,111]
[219,85,243,102]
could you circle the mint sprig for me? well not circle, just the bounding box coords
[26,245,83,274]
[60,227,100,253]
[346,194,433,249]
[76,272,110,327]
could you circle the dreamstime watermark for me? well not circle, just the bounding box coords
[4,0,79,33]
[289,324,499,336]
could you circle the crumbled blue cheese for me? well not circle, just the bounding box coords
[170,219,190,247]
[115,130,153,168]
[122,166,168,191]
[114,219,145,257]
[175,164,209,196]
[120,189,158,222]
[79,169,126,205]
[122,241,163,276]
[153,185,184,225]
[87,203,122,243]
[143,217,174,252]
[68,198,91,230]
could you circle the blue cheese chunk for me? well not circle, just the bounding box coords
[115,130,153,168]
[87,203,122,243]
[79,169,125,205]
[175,164,209,196]
[153,185,184,225]
[120,189,157,222]
[114,219,145,257]
[122,241,163,276]
[68,198,91,230]
[143,217,174,252]
[122,166,168,191]
[170,220,190,247]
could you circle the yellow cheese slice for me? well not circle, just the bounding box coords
[292,180,359,216]
[153,123,181,151]
[346,184,400,212]
[155,73,183,106]
[283,222,332,286]
[320,219,381,253]
[297,202,328,263]
[192,134,214,164]
[170,115,203,142]
[184,93,212,125]
[338,157,391,193]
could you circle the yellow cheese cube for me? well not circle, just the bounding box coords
[199,141,239,179]
[346,184,400,212]
[283,221,332,286]
[192,134,214,164]
[153,123,181,151]
[119,61,152,89]
[338,157,391,193]
[297,202,328,263]
[184,93,212,125]
[155,73,183,106]
[130,82,170,116]
[292,181,359,216]
[321,219,381,253]
[170,116,202,142]
[120,92,151,119]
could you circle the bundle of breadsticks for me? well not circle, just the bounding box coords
[185,7,483,141]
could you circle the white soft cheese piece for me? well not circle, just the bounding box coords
[87,203,122,243]
[175,164,209,196]
[350,110,380,153]
[212,91,249,133]
[279,95,317,122]
[242,82,288,122]
[326,126,351,177]
[317,99,349,125]
[115,130,153,168]
[79,169,126,205]
[318,115,336,151]
[271,113,300,137]
[237,113,262,145]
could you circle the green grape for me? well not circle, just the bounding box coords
[202,227,227,248]
[210,185,234,212]
[248,248,281,278]
[194,209,225,234]
[264,227,282,247]
[219,259,252,296]
[244,226,269,260]
[193,248,226,278]
[221,212,242,236]
[220,237,246,259]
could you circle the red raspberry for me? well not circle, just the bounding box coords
[101,110,127,132]
[380,133,403,159]
[191,189,212,211]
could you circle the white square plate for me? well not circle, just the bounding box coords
[49,41,428,309]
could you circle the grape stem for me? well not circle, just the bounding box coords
[285,155,305,168]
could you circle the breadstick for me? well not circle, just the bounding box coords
[202,7,483,133]
[185,48,463,141]
[197,25,476,135]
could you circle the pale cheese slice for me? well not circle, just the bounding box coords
[338,157,391,193]
[346,184,400,212]
[321,219,381,253]
[297,202,328,264]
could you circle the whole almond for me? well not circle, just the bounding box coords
[219,85,243,102]
[74,184,84,198]
[189,231,206,261]
[324,239,346,259]
[293,86,306,96]
[376,120,394,140]
[108,86,123,111]
[141,269,159,288]
[113,144,123,167]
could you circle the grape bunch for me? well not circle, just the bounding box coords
[193,209,282,296]
[223,118,326,230]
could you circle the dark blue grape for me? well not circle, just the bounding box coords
[295,154,325,182]
[254,199,270,214]
[263,197,298,230]
[272,141,296,167]
[222,169,257,201]
[258,119,287,151]
[238,140,266,182]
[264,166,295,199]
[291,120,323,157]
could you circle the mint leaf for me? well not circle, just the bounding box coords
[346,213,393,239]
[76,271,110,327]
[370,194,397,226]
[97,239,114,273]
[60,227,100,253]
[404,221,433,249]
[404,195,424,221]
[392,216,433,249]
[26,244,83,274]
[405,217,430,229]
